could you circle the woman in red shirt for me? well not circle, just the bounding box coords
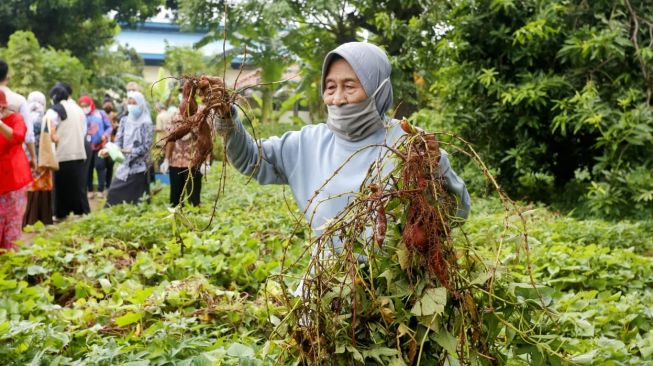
[0,90,32,250]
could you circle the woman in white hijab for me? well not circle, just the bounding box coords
[103,91,153,207]
[26,92,46,157]
[23,91,53,226]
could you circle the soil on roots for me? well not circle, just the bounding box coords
[399,132,459,295]
[166,75,235,167]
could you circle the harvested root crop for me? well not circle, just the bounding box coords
[273,120,564,365]
[166,75,236,167]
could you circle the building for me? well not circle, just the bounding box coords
[115,21,239,83]
[114,19,308,123]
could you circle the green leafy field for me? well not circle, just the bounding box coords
[1,168,651,365]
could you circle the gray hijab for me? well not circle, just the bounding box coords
[321,42,393,116]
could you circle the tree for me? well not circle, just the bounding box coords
[282,0,447,120]
[0,30,141,101]
[160,45,210,105]
[3,31,44,96]
[42,47,89,96]
[283,2,357,122]
[232,1,294,124]
[179,0,294,123]
[0,0,162,59]
[85,44,145,98]
[348,0,448,117]
[163,45,209,76]
[422,0,652,218]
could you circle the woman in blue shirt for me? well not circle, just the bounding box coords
[79,95,112,198]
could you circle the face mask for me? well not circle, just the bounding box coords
[326,78,389,141]
[128,104,142,118]
[103,106,113,113]
[82,107,91,115]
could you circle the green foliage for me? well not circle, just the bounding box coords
[42,47,89,96]
[0,29,145,102]
[86,44,145,98]
[180,0,294,123]
[229,0,294,124]
[282,2,350,122]
[164,45,209,76]
[4,31,44,95]
[419,0,653,218]
[0,0,162,58]
[0,165,651,364]
[354,0,449,116]
[0,168,302,365]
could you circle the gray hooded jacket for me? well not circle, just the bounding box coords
[226,42,471,233]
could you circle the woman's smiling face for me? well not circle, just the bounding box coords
[322,58,368,107]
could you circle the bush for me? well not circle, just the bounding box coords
[419,0,653,218]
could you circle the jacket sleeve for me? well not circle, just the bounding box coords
[225,109,299,185]
[439,149,471,220]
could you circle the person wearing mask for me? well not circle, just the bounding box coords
[48,85,88,219]
[102,91,153,206]
[23,91,54,227]
[219,42,470,265]
[115,81,142,123]
[102,96,119,189]
[79,96,112,198]
[0,90,32,250]
[0,60,36,170]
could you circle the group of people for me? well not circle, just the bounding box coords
[0,59,183,250]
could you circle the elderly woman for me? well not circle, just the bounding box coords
[103,91,153,206]
[0,90,32,250]
[223,42,470,234]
